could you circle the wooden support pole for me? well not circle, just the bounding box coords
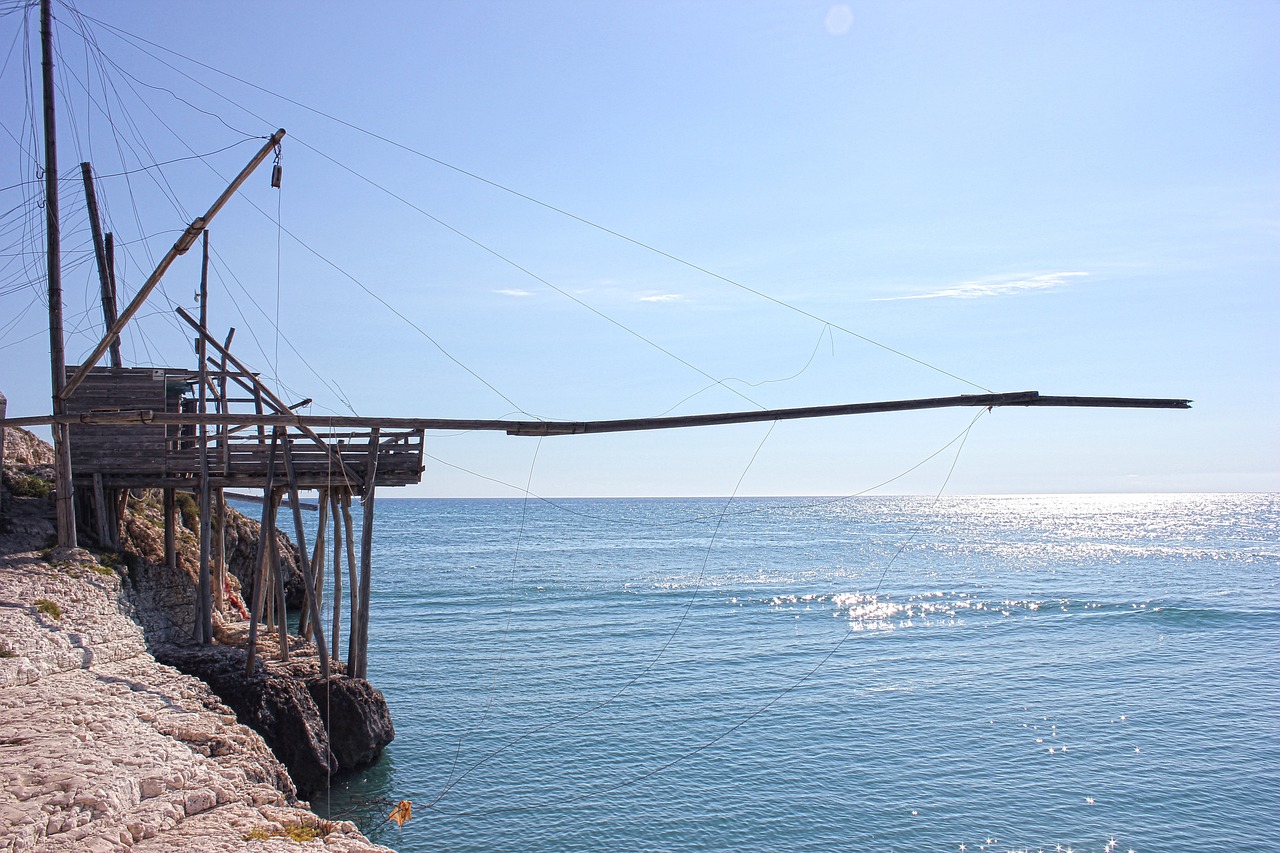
[343,489,359,670]
[163,488,177,570]
[91,474,110,548]
[264,544,275,632]
[80,162,122,370]
[353,429,380,680]
[313,491,328,627]
[196,232,213,645]
[282,437,330,681]
[104,233,121,368]
[196,479,211,644]
[0,390,5,517]
[271,486,289,662]
[299,488,328,642]
[218,328,235,474]
[245,434,279,675]
[41,0,75,550]
[214,488,227,612]
[115,489,128,550]
[330,489,343,663]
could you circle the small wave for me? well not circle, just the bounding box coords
[746,589,1276,633]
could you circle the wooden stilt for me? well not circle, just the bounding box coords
[214,488,227,612]
[114,489,127,549]
[245,432,279,675]
[163,488,177,570]
[272,486,289,662]
[330,489,343,663]
[42,0,76,551]
[282,437,329,681]
[353,429,380,680]
[91,473,111,548]
[195,231,213,646]
[264,566,275,632]
[103,484,119,550]
[197,474,213,644]
[343,490,359,669]
[299,488,328,642]
[217,328,234,475]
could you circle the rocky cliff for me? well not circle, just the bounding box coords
[0,428,396,851]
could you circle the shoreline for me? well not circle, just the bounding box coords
[1,426,395,851]
[0,547,393,851]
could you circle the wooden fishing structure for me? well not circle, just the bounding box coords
[4,0,1191,688]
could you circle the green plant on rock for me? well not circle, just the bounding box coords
[175,490,200,532]
[0,642,15,659]
[34,598,62,620]
[4,473,52,499]
[243,819,334,843]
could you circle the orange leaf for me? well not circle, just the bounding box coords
[388,800,412,828]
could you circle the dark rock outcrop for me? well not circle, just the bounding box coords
[155,644,394,798]
[308,676,396,771]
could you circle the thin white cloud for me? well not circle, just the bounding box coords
[494,288,535,298]
[638,293,684,303]
[878,271,1088,301]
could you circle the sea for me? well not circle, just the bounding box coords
[303,493,1279,852]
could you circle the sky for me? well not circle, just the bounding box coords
[1,0,1276,497]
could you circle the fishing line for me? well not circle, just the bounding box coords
[287,135,768,414]
[426,408,988,819]
[69,8,992,396]
[420,421,778,812]
[420,413,986,531]
[650,324,833,418]
[433,436,545,796]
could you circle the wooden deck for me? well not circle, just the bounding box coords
[63,366,424,489]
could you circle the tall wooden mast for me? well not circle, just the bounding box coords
[41,0,76,548]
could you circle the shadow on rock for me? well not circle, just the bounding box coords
[156,644,394,798]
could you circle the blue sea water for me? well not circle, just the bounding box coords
[308,494,1280,852]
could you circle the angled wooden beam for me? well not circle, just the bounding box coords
[60,129,286,402]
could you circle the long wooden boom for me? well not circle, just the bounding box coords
[2,391,1191,434]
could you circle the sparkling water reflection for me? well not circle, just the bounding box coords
[307,494,1279,852]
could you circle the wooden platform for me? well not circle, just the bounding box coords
[63,366,424,489]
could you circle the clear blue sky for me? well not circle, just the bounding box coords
[2,1,1276,497]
